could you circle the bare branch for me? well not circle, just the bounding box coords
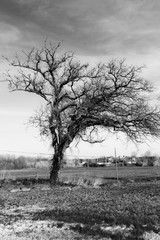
[3,41,160,184]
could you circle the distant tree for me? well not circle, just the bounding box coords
[131,151,137,157]
[4,42,160,185]
[143,150,152,157]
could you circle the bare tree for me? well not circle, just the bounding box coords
[4,42,160,185]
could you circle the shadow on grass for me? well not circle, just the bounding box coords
[32,208,115,225]
[0,213,25,225]
[32,208,127,239]
[31,205,160,239]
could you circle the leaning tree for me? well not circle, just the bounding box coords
[4,42,160,185]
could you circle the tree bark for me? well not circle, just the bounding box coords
[50,147,63,186]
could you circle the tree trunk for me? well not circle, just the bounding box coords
[50,147,63,186]
[49,133,72,186]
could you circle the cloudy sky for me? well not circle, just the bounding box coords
[1,0,160,158]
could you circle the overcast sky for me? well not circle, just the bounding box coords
[1,0,160,158]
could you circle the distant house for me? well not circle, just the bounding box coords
[123,156,137,166]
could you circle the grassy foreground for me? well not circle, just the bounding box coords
[0,179,160,239]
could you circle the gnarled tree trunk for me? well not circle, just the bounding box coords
[50,145,64,185]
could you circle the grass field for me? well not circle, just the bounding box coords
[1,179,160,239]
[60,166,160,179]
[1,166,160,183]
[0,166,160,239]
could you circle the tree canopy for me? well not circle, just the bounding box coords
[5,42,160,184]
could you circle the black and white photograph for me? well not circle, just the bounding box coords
[0,0,160,239]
